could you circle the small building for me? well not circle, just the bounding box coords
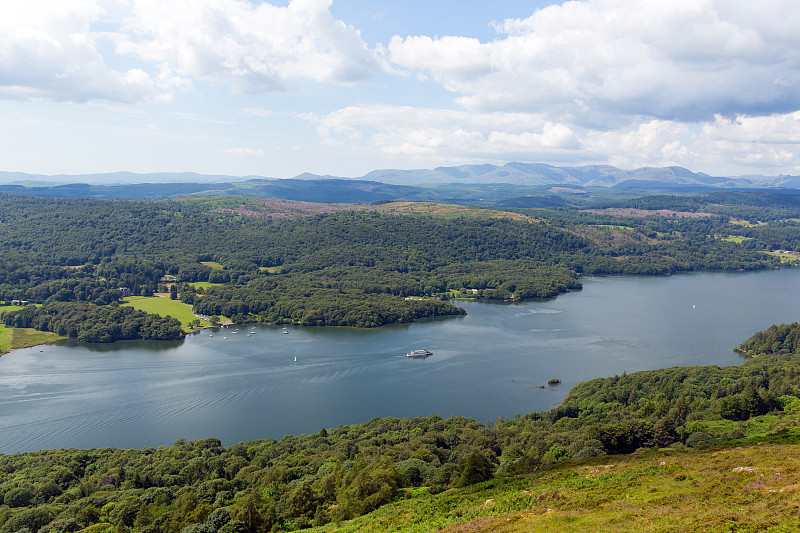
[119,287,132,297]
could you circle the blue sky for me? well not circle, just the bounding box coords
[2,0,799,180]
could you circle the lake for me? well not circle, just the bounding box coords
[1,269,799,453]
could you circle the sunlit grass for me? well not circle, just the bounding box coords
[200,261,224,270]
[0,325,65,354]
[308,443,800,533]
[122,296,208,329]
[189,281,225,290]
[730,218,767,227]
[0,324,12,353]
[721,235,752,243]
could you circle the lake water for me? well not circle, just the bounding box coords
[1,269,799,453]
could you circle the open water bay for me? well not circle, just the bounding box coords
[1,269,799,453]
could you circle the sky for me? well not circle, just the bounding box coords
[2,0,800,179]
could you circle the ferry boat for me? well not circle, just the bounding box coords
[406,349,433,357]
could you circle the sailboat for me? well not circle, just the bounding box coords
[282,326,289,334]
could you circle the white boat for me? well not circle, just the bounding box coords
[282,327,289,334]
[406,349,433,357]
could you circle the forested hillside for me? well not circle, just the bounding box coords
[2,323,800,532]
[0,192,790,341]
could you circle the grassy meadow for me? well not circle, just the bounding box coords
[0,304,66,354]
[188,281,225,290]
[122,296,209,329]
[200,261,224,270]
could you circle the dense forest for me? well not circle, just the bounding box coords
[2,322,800,532]
[0,191,792,340]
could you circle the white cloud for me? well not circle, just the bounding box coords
[388,0,800,124]
[0,0,156,102]
[307,102,800,175]
[699,112,800,170]
[0,0,383,103]
[306,104,583,162]
[117,0,384,92]
[587,120,698,169]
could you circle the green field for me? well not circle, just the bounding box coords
[188,281,225,290]
[0,324,12,353]
[0,324,65,355]
[721,235,753,243]
[200,261,224,270]
[0,304,66,354]
[122,296,209,329]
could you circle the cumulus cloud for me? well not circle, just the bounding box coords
[0,1,156,102]
[305,104,583,161]
[699,112,800,170]
[0,0,382,103]
[117,0,384,92]
[307,103,800,174]
[388,0,800,124]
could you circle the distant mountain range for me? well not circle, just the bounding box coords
[0,164,799,205]
[3,163,800,188]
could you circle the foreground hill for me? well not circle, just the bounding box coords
[308,442,800,533]
[3,322,800,532]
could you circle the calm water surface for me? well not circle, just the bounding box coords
[1,270,799,453]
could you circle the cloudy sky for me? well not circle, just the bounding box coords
[2,0,800,179]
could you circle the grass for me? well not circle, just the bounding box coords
[308,442,800,533]
[188,281,225,290]
[260,266,283,273]
[10,328,65,350]
[0,304,65,354]
[200,261,224,270]
[721,235,753,243]
[122,296,209,329]
[730,218,768,227]
[0,324,12,353]
[0,324,65,355]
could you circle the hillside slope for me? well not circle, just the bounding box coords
[311,441,800,533]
